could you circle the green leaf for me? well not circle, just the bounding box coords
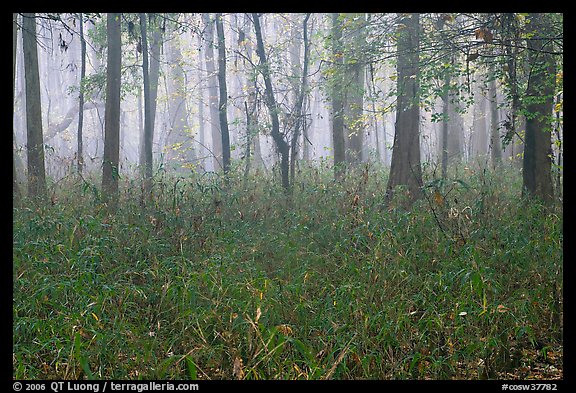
[74,332,94,380]
[185,356,197,380]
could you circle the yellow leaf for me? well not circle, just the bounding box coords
[277,324,293,336]
[434,191,444,206]
[255,306,262,323]
[233,357,244,379]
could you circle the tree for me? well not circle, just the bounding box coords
[386,13,422,204]
[253,13,290,191]
[330,13,346,181]
[22,13,47,202]
[289,13,311,186]
[522,13,556,204]
[343,13,367,166]
[215,13,231,177]
[488,65,502,168]
[102,13,122,211]
[139,15,163,176]
[164,28,195,172]
[13,13,21,203]
[140,13,153,195]
[202,13,223,172]
[77,13,87,175]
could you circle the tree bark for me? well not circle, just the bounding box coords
[253,13,290,191]
[522,13,555,204]
[77,13,86,175]
[386,13,422,205]
[289,13,311,186]
[164,32,194,171]
[344,13,366,166]
[330,13,346,181]
[22,13,47,202]
[489,66,502,169]
[202,13,223,172]
[13,13,21,203]
[140,13,153,195]
[215,13,231,176]
[102,13,122,211]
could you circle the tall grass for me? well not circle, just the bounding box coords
[13,163,562,379]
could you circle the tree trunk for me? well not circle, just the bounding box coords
[139,17,162,173]
[164,33,194,171]
[22,13,47,202]
[289,13,311,187]
[344,13,366,166]
[102,13,122,211]
[140,13,153,195]
[386,13,422,205]
[202,13,223,172]
[489,66,502,169]
[76,13,86,175]
[522,13,555,204]
[471,79,488,160]
[440,72,450,179]
[13,13,21,203]
[330,13,346,181]
[215,13,231,176]
[253,13,290,191]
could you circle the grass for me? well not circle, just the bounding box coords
[13,163,563,379]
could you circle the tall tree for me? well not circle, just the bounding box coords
[343,13,367,166]
[140,13,153,195]
[102,13,122,211]
[471,79,488,160]
[22,13,47,202]
[77,13,87,175]
[253,13,290,191]
[386,13,422,204]
[139,15,163,175]
[13,13,21,203]
[289,13,311,186]
[330,13,346,181]
[202,13,223,172]
[489,65,502,168]
[522,13,556,204]
[164,29,195,171]
[215,13,231,176]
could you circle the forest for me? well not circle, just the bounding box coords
[13,13,563,381]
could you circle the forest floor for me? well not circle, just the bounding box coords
[13,163,563,380]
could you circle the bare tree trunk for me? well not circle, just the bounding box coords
[330,13,346,181]
[102,13,122,211]
[440,71,450,179]
[215,13,231,176]
[289,13,311,187]
[253,13,290,191]
[77,13,86,175]
[489,66,502,169]
[139,17,163,172]
[140,13,153,195]
[22,13,47,202]
[202,13,222,172]
[386,13,422,205]
[522,13,555,204]
[13,13,21,203]
[344,13,366,166]
[164,32,194,171]
[471,79,488,159]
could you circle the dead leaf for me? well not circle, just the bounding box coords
[233,356,244,379]
[434,191,444,206]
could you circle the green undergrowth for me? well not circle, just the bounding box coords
[13,164,563,379]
